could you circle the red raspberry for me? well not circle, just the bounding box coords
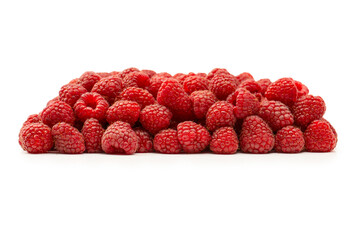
[177,121,211,153]
[101,121,138,154]
[292,95,326,128]
[123,71,150,88]
[257,78,271,95]
[275,126,304,153]
[46,96,60,106]
[236,72,254,84]
[134,128,153,153]
[140,104,172,134]
[116,87,155,109]
[96,72,111,78]
[22,114,42,126]
[147,73,172,97]
[208,74,237,100]
[258,100,294,132]
[59,84,87,107]
[157,78,194,121]
[74,92,109,122]
[52,122,85,154]
[190,90,217,119]
[321,118,337,141]
[210,127,239,154]
[265,77,298,106]
[106,100,140,126]
[91,76,123,104]
[206,101,236,131]
[19,123,53,153]
[19,114,43,149]
[77,71,101,91]
[173,73,188,84]
[41,100,75,127]
[233,88,260,119]
[153,129,182,154]
[141,69,156,78]
[156,72,172,78]
[304,119,337,152]
[294,80,309,98]
[110,71,121,77]
[239,115,275,153]
[197,73,207,78]
[118,67,140,79]
[206,68,230,81]
[68,78,79,84]
[81,118,104,153]
[226,91,238,105]
[183,75,208,94]
[238,79,261,93]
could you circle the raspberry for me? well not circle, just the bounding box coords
[157,78,194,121]
[292,95,326,128]
[110,71,121,77]
[236,72,254,84]
[139,104,172,134]
[265,77,298,106]
[321,118,338,141]
[101,121,138,154]
[19,114,44,149]
[134,128,153,153]
[116,87,155,109]
[106,100,140,126]
[226,91,238,105]
[153,129,182,154]
[96,72,111,78]
[233,88,260,119]
[257,78,271,95]
[206,68,230,81]
[118,67,140,79]
[304,119,337,152]
[91,76,123,104]
[147,73,171,97]
[59,83,88,107]
[141,69,156,78]
[208,74,237,100]
[77,71,101,91]
[173,73,188,84]
[19,123,53,153]
[46,96,60,106]
[183,75,208,94]
[40,100,75,127]
[210,127,238,154]
[68,78,79,84]
[74,92,109,122]
[206,101,236,131]
[238,79,261,93]
[258,100,294,132]
[197,73,207,78]
[177,121,211,153]
[239,115,275,153]
[52,122,85,154]
[275,126,304,153]
[22,114,42,126]
[81,118,104,153]
[294,80,309,98]
[123,71,150,88]
[190,90,217,119]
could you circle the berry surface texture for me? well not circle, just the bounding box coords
[19,68,337,155]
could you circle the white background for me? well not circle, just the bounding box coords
[0,0,359,239]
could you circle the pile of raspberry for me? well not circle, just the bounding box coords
[19,68,337,154]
